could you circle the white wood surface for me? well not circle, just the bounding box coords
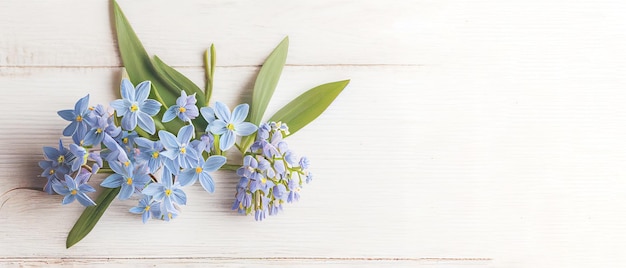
[2,0,626,267]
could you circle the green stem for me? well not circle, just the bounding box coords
[204,44,216,105]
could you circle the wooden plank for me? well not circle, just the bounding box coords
[1,0,625,67]
[2,61,626,266]
[0,258,493,268]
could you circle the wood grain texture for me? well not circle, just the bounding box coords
[2,0,626,267]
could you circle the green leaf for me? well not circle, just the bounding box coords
[152,55,206,107]
[269,80,350,137]
[113,1,176,105]
[113,0,185,134]
[241,37,289,151]
[66,187,120,248]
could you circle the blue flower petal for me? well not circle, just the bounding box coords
[119,184,134,200]
[141,99,162,116]
[177,125,194,144]
[129,206,144,214]
[63,121,78,136]
[64,175,77,189]
[101,174,124,188]
[79,184,96,192]
[77,192,96,206]
[171,189,187,205]
[62,194,76,205]
[178,168,197,187]
[137,112,156,134]
[135,81,151,101]
[109,99,127,115]
[52,181,69,195]
[120,79,135,101]
[142,211,150,223]
[57,109,75,121]
[199,173,215,193]
[160,149,178,160]
[209,120,227,135]
[75,95,90,113]
[200,107,215,123]
[134,137,153,149]
[234,122,258,136]
[158,130,179,150]
[108,161,126,176]
[203,155,227,172]
[231,103,249,123]
[214,101,231,121]
[162,106,178,123]
[219,130,235,151]
[121,112,138,131]
[142,183,162,197]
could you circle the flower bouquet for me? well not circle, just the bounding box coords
[38,0,349,248]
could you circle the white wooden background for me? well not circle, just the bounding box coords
[1,0,625,267]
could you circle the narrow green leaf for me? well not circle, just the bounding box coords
[152,55,206,107]
[241,37,289,151]
[113,1,177,106]
[66,187,120,248]
[113,0,185,134]
[250,36,289,124]
[269,80,350,137]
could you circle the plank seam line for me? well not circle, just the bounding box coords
[0,63,424,69]
[0,257,491,262]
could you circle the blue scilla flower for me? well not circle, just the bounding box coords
[52,173,96,207]
[110,79,162,134]
[134,137,165,173]
[209,102,258,151]
[159,125,199,169]
[38,160,69,195]
[129,195,161,224]
[142,167,186,214]
[162,91,199,123]
[84,105,121,146]
[287,179,301,203]
[43,140,74,168]
[100,161,151,200]
[57,94,91,137]
[190,134,213,154]
[178,155,226,193]
[102,134,130,165]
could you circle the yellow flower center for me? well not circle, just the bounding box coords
[226,123,235,131]
[130,104,139,112]
[145,205,151,211]
[49,169,55,175]
[57,155,65,164]
[261,177,267,184]
[126,177,133,185]
[122,138,129,144]
[167,212,173,219]
[180,147,186,154]
[165,189,172,196]
[123,161,130,167]
[88,106,95,111]
[178,107,187,113]
[76,115,83,122]
[152,151,159,158]
[96,128,102,134]
[195,166,202,173]
[70,189,77,195]
[239,203,243,209]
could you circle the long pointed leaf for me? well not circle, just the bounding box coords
[113,1,176,105]
[113,0,184,134]
[66,187,120,248]
[269,80,349,137]
[241,37,289,151]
